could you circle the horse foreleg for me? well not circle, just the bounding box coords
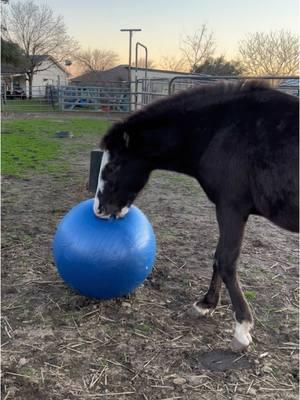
[216,207,253,352]
[193,254,222,316]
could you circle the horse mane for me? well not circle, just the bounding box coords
[124,80,272,127]
[101,80,272,150]
[165,79,271,101]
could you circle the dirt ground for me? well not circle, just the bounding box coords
[1,121,299,400]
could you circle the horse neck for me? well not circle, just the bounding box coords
[149,144,197,177]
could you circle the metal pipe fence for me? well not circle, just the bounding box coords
[134,78,170,109]
[134,76,299,110]
[168,75,300,96]
[1,85,59,112]
[58,83,131,112]
[1,76,299,114]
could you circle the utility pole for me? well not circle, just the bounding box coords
[120,28,141,82]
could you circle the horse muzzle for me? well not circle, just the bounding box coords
[93,195,129,219]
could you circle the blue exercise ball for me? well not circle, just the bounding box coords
[53,199,156,300]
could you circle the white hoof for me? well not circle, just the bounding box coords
[231,321,253,352]
[192,301,212,316]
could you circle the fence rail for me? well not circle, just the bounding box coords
[167,75,300,96]
[1,76,299,114]
[1,85,59,112]
[58,84,130,112]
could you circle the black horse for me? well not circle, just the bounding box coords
[94,80,299,351]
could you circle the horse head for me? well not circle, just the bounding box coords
[93,122,151,219]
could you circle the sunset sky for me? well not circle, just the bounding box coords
[24,0,299,66]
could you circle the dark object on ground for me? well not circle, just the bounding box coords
[188,349,253,371]
[55,131,74,138]
[6,88,26,99]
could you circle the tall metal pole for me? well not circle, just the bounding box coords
[120,28,141,82]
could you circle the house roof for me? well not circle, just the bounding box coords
[31,55,49,63]
[32,55,69,74]
[1,63,27,75]
[71,65,129,84]
[71,64,202,85]
[1,55,69,76]
[132,66,203,76]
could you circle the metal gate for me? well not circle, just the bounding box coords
[133,75,299,111]
[58,82,131,112]
[168,75,300,97]
[134,78,169,110]
[3,76,297,114]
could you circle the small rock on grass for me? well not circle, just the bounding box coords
[187,375,204,385]
[247,387,257,396]
[18,357,27,367]
[261,364,273,374]
[121,302,132,308]
[173,377,187,385]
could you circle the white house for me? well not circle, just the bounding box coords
[29,56,69,94]
[1,55,69,98]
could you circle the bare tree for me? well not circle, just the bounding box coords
[75,48,119,72]
[180,24,216,72]
[239,30,299,76]
[3,0,77,97]
[159,56,187,72]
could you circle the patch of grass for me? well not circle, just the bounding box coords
[182,278,191,288]
[122,352,129,363]
[1,132,60,176]
[2,99,59,113]
[20,367,37,377]
[158,227,177,240]
[136,322,153,334]
[271,366,281,377]
[1,118,109,177]
[244,290,257,301]
[288,255,298,263]
[156,171,200,196]
[1,117,109,136]
[158,171,196,185]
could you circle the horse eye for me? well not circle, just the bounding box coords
[104,163,114,175]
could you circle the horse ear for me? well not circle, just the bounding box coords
[101,122,127,151]
[123,131,130,148]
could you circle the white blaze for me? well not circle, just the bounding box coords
[93,150,129,219]
[93,150,110,218]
